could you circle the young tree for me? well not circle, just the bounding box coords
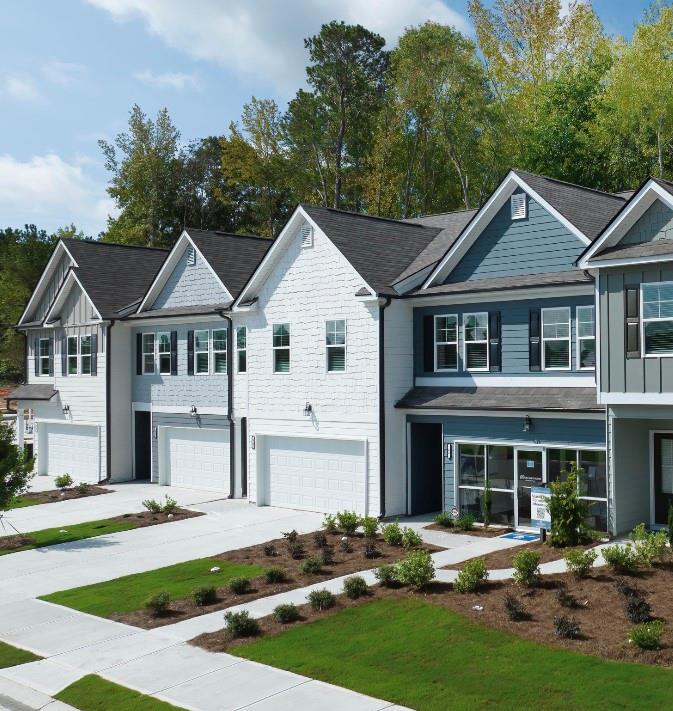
[0,420,33,514]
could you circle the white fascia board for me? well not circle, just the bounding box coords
[598,391,673,405]
[583,252,673,269]
[392,263,435,294]
[405,283,593,307]
[124,313,228,327]
[43,270,102,323]
[402,407,605,421]
[580,181,673,268]
[423,171,592,289]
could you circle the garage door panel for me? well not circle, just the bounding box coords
[164,427,230,494]
[42,423,100,483]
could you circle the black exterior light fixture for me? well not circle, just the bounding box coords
[62,404,70,415]
[303,402,313,417]
[523,415,532,432]
[190,405,197,418]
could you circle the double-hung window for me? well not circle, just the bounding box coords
[576,306,596,370]
[157,332,171,375]
[542,307,570,370]
[642,282,673,355]
[67,336,78,375]
[237,327,247,373]
[464,313,488,370]
[142,334,155,374]
[194,330,210,374]
[80,335,92,375]
[38,338,51,376]
[326,319,346,372]
[212,328,227,374]
[273,323,290,373]
[435,315,458,371]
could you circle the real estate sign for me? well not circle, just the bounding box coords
[530,486,551,530]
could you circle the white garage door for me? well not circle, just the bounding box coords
[42,423,100,483]
[265,436,366,514]
[163,427,230,493]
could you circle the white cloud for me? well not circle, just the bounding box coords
[133,69,200,91]
[41,60,87,87]
[4,76,39,101]
[86,0,469,93]
[0,153,115,235]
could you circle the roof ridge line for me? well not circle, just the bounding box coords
[63,238,170,252]
[301,203,435,229]
[513,169,628,201]
[187,228,269,241]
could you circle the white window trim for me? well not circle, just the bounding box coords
[434,314,459,372]
[212,327,228,375]
[326,319,347,374]
[79,333,93,375]
[142,332,155,375]
[66,335,78,376]
[641,281,673,358]
[194,329,210,376]
[272,322,291,374]
[576,305,596,371]
[38,337,51,377]
[157,331,172,376]
[541,306,571,371]
[236,326,247,374]
[463,312,489,372]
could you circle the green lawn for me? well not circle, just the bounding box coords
[234,597,673,711]
[8,495,41,509]
[56,674,184,710]
[0,641,41,669]
[40,558,266,616]
[0,518,140,555]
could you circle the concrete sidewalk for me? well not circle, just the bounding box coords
[0,675,77,710]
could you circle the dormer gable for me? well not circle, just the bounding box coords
[43,270,101,325]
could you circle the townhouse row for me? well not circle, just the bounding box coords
[10,169,673,535]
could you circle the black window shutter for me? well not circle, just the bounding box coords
[170,331,178,375]
[61,336,67,377]
[187,330,194,375]
[423,315,434,372]
[33,337,39,376]
[91,333,98,376]
[625,286,640,358]
[529,310,541,372]
[489,311,501,372]
[48,338,54,376]
[136,333,142,375]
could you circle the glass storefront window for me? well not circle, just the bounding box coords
[585,499,607,532]
[459,444,485,486]
[490,490,515,526]
[578,450,607,499]
[487,446,514,490]
[459,488,483,520]
[547,448,577,484]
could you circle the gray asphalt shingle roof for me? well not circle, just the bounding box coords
[592,238,673,262]
[8,384,58,401]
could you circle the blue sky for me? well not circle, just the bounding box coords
[0,0,654,236]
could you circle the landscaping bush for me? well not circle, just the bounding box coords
[75,482,91,495]
[224,610,259,638]
[282,529,298,543]
[264,567,287,584]
[396,549,435,589]
[555,586,579,609]
[382,521,403,546]
[363,542,380,559]
[55,473,74,490]
[503,592,527,621]
[323,514,337,533]
[145,591,170,616]
[548,466,589,547]
[454,558,488,593]
[374,564,399,587]
[273,603,300,624]
[401,527,423,549]
[602,544,640,573]
[301,556,323,575]
[142,498,162,514]
[624,594,652,623]
[615,577,641,598]
[361,516,379,538]
[287,542,305,559]
[162,496,178,515]
[563,548,597,578]
[320,546,335,566]
[631,523,669,566]
[339,538,352,553]
[433,511,454,528]
[263,543,277,557]
[192,586,217,606]
[629,621,664,650]
[336,511,360,535]
[456,514,476,531]
[343,575,368,599]
[554,615,581,639]
[229,577,252,595]
[313,531,327,548]
[307,588,336,611]
[511,549,541,587]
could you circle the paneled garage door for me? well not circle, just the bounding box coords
[41,423,100,482]
[264,436,366,514]
[163,427,230,493]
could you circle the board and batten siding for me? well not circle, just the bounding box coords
[446,190,588,283]
[60,283,97,324]
[28,252,71,323]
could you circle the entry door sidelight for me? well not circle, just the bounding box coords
[653,433,673,525]
[516,449,544,527]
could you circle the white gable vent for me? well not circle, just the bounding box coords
[187,246,196,265]
[300,223,313,249]
[511,193,527,220]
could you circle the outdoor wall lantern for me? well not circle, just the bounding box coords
[153,426,158,440]
[523,415,532,432]
[445,442,453,461]
[303,402,313,417]
[62,404,70,415]
[190,405,197,418]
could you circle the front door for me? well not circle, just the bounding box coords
[516,449,544,527]
[653,433,673,525]
[409,423,443,515]
[134,411,151,480]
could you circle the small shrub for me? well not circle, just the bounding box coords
[336,511,360,535]
[301,556,323,575]
[282,529,298,543]
[361,516,379,538]
[632,526,669,566]
[563,548,597,578]
[401,527,423,549]
[287,541,305,559]
[142,498,162,514]
[434,511,454,528]
[224,610,259,638]
[456,514,476,531]
[512,550,541,587]
[75,482,91,495]
[273,603,299,624]
[323,514,338,533]
[615,577,641,598]
[264,567,286,584]
[229,577,252,595]
[382,521,403,546]
[363,542,380,559]
[454,558,488,594]
[55,473,74,490]
[624,594,652,624]
[339,538,353,553]
[343,575,369,599]
[307,588,336,611]
[145,591,170,616]
[192,586,217,606]
[313,531,327,548]
[397,549,436,589]
[263,543,277,557]
[555,585,579,609]
[554,615,581,639]
[602,544,640,573]
[320,546,335,566]
[162,496,178,515]
[548,466,589,547]
[374,564,399,587]
[503,592,527,621]
[629,621,664,650]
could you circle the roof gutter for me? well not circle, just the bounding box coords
[378,295,392,518]
[218,310,235,498]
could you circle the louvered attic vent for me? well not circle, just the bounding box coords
[187,246,196,265]
[511,193,527,220]
[300,223,313,248]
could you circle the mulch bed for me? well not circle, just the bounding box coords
[425,523,514,538]
[13,486,112,507]
[192,561,673,667]
[116,530,442,630]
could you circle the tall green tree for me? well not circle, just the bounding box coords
[0,420,33,514]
